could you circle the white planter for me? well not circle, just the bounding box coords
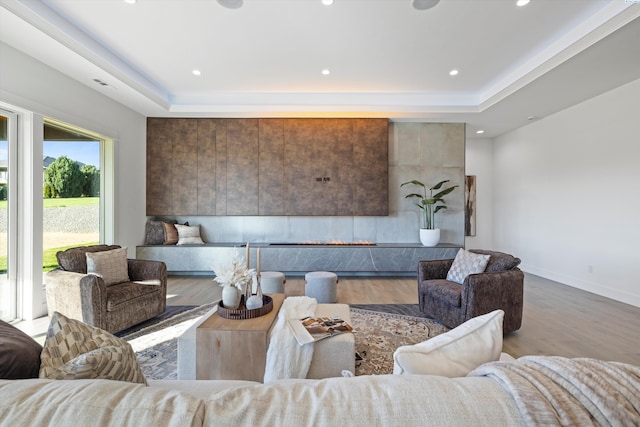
[221,285,241,309]
[419,228,440,247]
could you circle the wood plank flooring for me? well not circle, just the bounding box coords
[167,273,640,365]
[16,272,639,365]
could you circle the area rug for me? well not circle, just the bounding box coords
[121,302,449,380]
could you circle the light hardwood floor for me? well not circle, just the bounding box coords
[17,273,640,365]
[167,273,640,365]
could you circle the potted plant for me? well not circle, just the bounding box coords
[400,179,458,246]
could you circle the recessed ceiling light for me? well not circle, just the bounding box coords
[192,69,202,76]
[123,0,137,4]
[449,69,459,76]
[527,115,537,121]
[413,0,440,11]
[476,130,485,134]
[321,69,331,76]
[217,0,243,9]
[516,0,530,6]
[322,0,334,5]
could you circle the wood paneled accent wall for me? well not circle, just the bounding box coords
[146,118,388,216]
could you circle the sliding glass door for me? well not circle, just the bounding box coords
[0,110,17,322]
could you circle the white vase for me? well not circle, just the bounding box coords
[419,228,440,246]
[222,285,241,309]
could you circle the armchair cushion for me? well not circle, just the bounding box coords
[40,311,147,385]
[393,310,504,377]
[446,249,491,284]
[422,279,461,306]
[86,247,130,286]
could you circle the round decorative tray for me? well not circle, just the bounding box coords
[217,295,273,320]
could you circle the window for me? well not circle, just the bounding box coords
[0,109,17,321]
[42,121,102,270]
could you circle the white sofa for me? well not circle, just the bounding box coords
[1,374,525,426]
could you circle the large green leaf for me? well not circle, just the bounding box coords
[401,180,426,188]
[430,180,450,190]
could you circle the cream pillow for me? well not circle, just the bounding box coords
[176,224,205,245]
[393,310,504,377]
[446,249,491,284]
[86,247,130,286]
[39,311,147,385]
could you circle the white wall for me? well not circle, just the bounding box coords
[492,78,640,308]
[0,43,146,318]
[464,137,494,250]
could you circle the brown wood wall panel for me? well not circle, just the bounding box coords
[226,119,259,215]
[215,120,227,215]
[171,119,198,215]
[284,119,355,215]
[147,117,389,217]
[146,118,173,215]
[259,119,285,215]
[197,119,217,215]
[352,118,389,216]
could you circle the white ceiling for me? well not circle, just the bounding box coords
[1,0,639,137]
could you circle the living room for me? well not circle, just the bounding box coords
[1,2,640,424]
[1,0,638,320]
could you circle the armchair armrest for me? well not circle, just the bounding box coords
[461,268,524,331]
[418,259,454,282]
[127,259,167,290]
[44,269,108,328]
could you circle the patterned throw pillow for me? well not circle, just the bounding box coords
[446,249,491,284]
[39,311,147,385]
[176,224,205,245]
[86,247,130,286]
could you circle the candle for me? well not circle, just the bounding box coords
[257,248,261,278]
[246,242,250,269]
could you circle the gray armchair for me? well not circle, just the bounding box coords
[418,249,524,334]
[44,245,167,333]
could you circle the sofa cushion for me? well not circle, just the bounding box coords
[161,221,182,245]
[144,219,176,245]
[86,247,130,286]
[0,320,42,379]
[0,379,205,426]
[40,311,147,385]
[421,279,461,306]
[176,224,205,245]
[446,249,491,284]
[56,245,121,274]
[392,310,504,377]
[470,249,521,272]
[203,373,522,426]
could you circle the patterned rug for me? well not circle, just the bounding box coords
[121,302,449,380]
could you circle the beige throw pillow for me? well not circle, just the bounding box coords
[39,311,147,385]
[86,247,130,286]
[446,249,491,284]
[176,224,205,245]
[393,310,504,377]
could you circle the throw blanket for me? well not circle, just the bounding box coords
[469,356,640,426]
[264,296,317,383]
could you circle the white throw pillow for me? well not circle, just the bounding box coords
[393,310,504,377]
[446,249,491,284]
[86,247,130,286]
[176,224,205,245]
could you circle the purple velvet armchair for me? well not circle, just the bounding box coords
[417,249,524,334]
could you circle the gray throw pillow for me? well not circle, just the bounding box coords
[0,320,43,379]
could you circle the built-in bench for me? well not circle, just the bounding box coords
[135,243,461,275]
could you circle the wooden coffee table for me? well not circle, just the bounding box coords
[195,293,285,382]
